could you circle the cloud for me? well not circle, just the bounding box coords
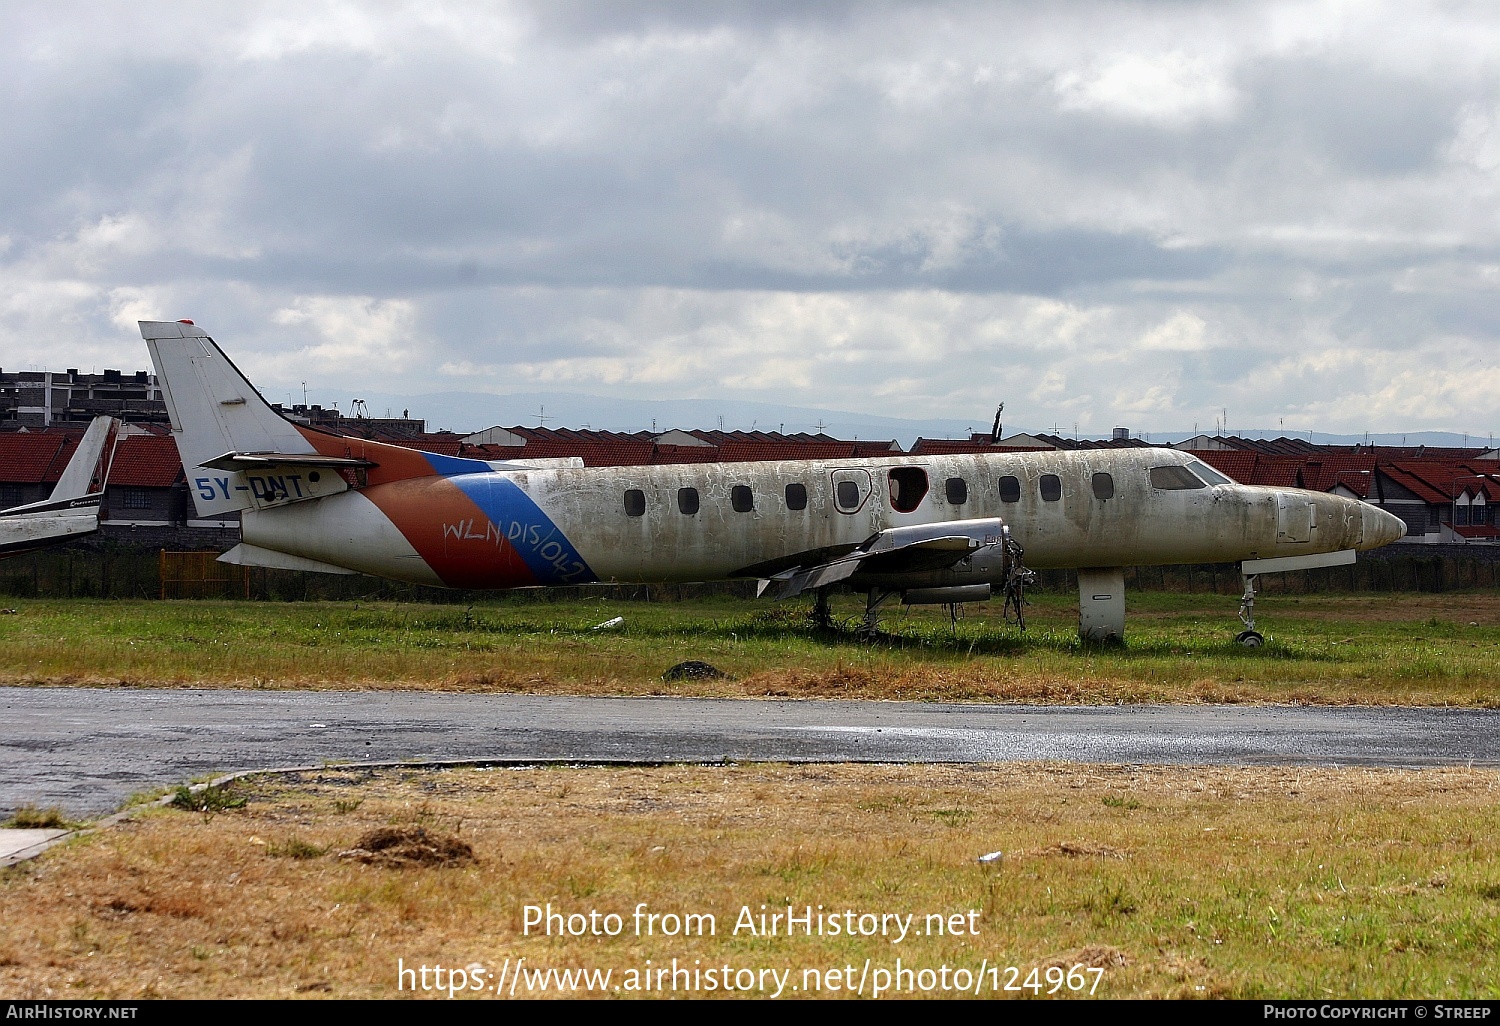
[1054,51,1238,126]
[0,1,1498,438]
[1136,311,1213,352]
[267,295,421,378]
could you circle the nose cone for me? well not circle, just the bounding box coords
[1361,504,1407,549]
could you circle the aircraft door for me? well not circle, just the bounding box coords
[1277,494,1314,543]
[829,469,872,514]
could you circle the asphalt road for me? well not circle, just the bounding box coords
[4,687,1500,816]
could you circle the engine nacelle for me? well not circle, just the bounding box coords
[849,517,1014,591]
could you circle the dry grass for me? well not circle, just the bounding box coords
[3,763,1500,999]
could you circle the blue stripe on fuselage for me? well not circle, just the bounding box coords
[446,473,597,586]
[419,451,498,477]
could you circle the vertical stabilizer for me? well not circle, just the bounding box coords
[49,415,120,502]
[141,320,318,516]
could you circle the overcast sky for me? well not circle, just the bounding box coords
[3,0,1499,437]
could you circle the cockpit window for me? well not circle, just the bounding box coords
[1149,465,1207,490]
[1187,460,1234,486]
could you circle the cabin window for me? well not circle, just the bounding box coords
[945,477,968,504]
[731,484,754,513]
[121,487,152,510]
[677,487,700,515]
[998,476,1021,503]
[1188,460,1233,486]
[623,489,645,517]
[835,480,861,511]
[888,467,929,513]
[1091,472,1114,500]
[1039,474,1062,502]
[1149,465,1206,490]
[785,483,808,510]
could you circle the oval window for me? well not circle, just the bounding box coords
[785,483,808,510]
[836,480,861,511]
[1040,474,1061,502]
[998,476,1020,503]
[677,487,700,514]
[624,489,645,517]
[945,477,968,504]
[1091,472,1114,500]
[731,484,753,513]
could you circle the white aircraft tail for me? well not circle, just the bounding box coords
[141,320,320,516]
[49,415,120,502]
[0,416,117,555]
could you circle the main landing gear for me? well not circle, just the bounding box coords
[811,587,834,630]
[863,588,899,639]
[1236,573,1264,647]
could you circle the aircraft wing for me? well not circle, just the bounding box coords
[757,518,1005,600]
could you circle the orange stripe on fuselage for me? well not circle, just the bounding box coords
[358,476,540,589]
[295,426,443,486]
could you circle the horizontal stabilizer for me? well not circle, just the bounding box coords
[0,510,99,556]
[201,451,375,472]
[0,493,103,518]
[218,543,358,575]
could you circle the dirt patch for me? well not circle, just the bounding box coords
[662,660,730,681]
[335,825,475,868]
[1036,841,1127,859]
[1042,945,1130,970]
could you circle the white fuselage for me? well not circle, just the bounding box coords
[240,448,1403,588]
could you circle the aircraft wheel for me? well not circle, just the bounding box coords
[1236,630,1264,648]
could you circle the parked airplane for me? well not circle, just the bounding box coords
[141,320,1405,643]
[0,415,121,557]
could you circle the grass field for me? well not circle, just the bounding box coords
[3,762,1499,999]
[1,591,1498,704]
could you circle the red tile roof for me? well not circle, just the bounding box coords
[1190,451,1381,493]
[1189,451,1258,484]
[1381,461,1500,505]
[0,430,84,485]
[108,435,184,488]
[0,430,185,489]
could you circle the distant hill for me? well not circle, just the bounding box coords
[1165,429,1495,449]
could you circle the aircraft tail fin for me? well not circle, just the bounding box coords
[141,320,321,516]
[49,415,120,502]
[141,320,491,517]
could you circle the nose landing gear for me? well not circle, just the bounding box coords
[1236,573,1264,647]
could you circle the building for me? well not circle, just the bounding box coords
[0,368,168,429]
